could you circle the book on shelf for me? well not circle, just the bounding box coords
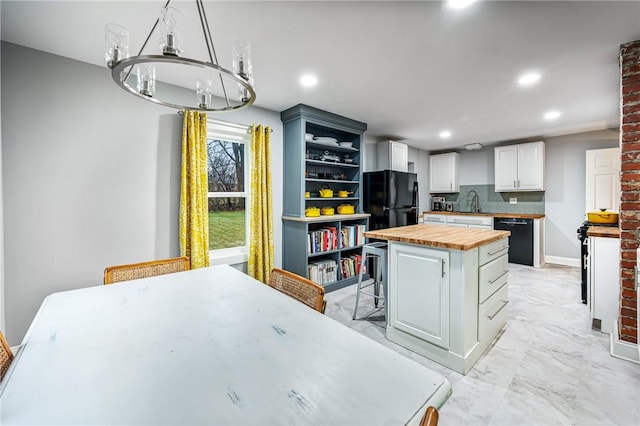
[340,253,363,279]
[340,224,366,248]
[307,259,338,286]
[307,226,339,254]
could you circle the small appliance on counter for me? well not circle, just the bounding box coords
[432,196,445,211]
[445,202,454,212]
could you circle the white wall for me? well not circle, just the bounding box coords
[1,42,283,345]
[458,147,494,184]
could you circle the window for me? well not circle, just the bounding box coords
[206,119,251,264]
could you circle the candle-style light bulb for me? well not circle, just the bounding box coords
[232,39,253,102]
[159,6,183,56]
[104,23,129,68]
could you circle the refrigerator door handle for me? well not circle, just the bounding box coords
[382,206,390,212]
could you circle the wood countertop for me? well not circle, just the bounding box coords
[364,224,510,251]
[587,226,620,238]
[423,211,545,219]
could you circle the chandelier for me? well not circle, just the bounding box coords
[104,0,256,112]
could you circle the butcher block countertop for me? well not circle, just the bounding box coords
[587,226,620,238]
[364,224,510,251]
[423,211,545,219]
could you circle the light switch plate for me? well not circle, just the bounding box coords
[510,197,517,204]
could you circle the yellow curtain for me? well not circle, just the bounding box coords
[248,124,274,283]
[179,111,210,269]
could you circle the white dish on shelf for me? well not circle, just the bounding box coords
[338,141,353,148]
[313,136,338,144]
[305,133,314,142]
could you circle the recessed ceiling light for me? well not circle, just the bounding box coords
[518,72,541,86]
[544,110,561,120]
[447,0,476,9]
[300,74,318,87]
[439,130,452,139]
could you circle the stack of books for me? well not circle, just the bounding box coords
[340,253,363,279]
[307,259,338,285]
[340,224,366,248]
[307,226,339,254]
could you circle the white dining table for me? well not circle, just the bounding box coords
[0,265,451,425]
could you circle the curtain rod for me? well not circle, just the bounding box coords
[177,111,272,133]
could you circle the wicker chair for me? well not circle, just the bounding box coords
[419,406,439,426]
[104,256,191,285]
[268,268,326,313]
[1,331,14,381]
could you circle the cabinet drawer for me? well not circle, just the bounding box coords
[478,237,509,266]
[448,215,493,228]
[478,284,508,341]
[479,254,509,303]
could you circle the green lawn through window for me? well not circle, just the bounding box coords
[209,210,246,250]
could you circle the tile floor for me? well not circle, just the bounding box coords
[324,263,640,425]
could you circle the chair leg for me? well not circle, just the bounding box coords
[352,254,366,320]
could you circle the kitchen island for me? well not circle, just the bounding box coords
[365,224,510,374]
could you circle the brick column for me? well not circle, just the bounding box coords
[619,39,640,344]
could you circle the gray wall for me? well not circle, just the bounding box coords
[544,129,619,260]
[448,130,619,260]
[0,5,4,333]
[1,42,283,345]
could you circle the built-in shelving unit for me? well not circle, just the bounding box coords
[281,104,369,292]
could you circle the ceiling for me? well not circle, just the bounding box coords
[2,1,639,151]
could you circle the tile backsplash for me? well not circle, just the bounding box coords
[432,184,545,214]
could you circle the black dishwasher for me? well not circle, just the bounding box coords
[493,217,534,266]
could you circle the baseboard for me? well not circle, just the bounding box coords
[544,255,580,268]
[610,322,640,364]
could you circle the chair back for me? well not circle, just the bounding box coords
[1,331,14,381]
[269,268,326,313]
[419,406,439,426]
[104,256,191,285]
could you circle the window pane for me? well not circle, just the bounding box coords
[207,139,245,193]
[208,197,246,250]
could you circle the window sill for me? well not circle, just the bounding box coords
[210,247,248,266]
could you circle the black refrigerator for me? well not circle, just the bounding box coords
[363,170,419,230]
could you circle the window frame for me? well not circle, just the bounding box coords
[206,119,251,265]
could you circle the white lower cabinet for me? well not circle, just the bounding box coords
[589,236,621,334]
[386,237,509,374]
[389,243,450,349]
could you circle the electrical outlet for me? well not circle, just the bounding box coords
[510,197,517,205]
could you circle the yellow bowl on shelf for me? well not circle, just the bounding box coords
[305,207,320,217]
[337,204,355,215]
[321,206,335,215]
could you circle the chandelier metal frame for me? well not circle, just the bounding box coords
[107,0,256,112]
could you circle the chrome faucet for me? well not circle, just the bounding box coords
[467,190,480,213]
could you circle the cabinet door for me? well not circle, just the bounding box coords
[516,142,545,191]
[389,243,450,349]
[494,145,518,191]
[390,141,409,172]
[586,148,620,212]
[429,153,459,193]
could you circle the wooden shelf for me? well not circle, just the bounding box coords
[305,159,359,168]
[306,141,360,153]
[305,197,360,201]
[306,178,359,184]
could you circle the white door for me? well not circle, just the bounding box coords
[517,142,545,191]
[494,145,518,191]
[586,148,620,212]
[389,243,450,349]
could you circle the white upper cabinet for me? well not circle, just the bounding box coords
[586,147,620,212]
[429,152,460,193]
[494,141,545,192]
[377,140,408,172]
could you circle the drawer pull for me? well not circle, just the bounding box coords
[487,246,508,256]
[487,300,509,320]
[489,269,509,284]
